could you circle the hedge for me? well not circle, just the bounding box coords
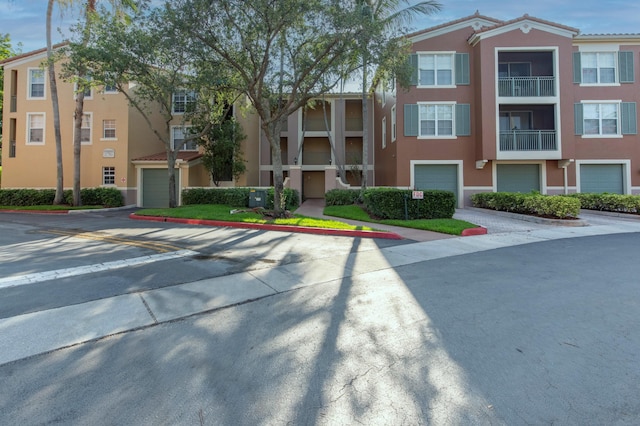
[471,192,580,219]
[0,188,124,207]
[182,187,300,211]
[568,193,640,214]
[362,187,456,220]
[325,189,361,206]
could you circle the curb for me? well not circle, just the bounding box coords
[129,214,404,240]
[461,227,488,236]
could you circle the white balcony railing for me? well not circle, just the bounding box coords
[499,130,557,151]
[498,77,555,97]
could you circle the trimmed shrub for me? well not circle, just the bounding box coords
[325,189,360,206]
[471,192,580,219]
[568,193,640,214]
[0,188,123,207]
[182,187,300,211]
[362,187,455,220]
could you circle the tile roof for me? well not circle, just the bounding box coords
[0,42,69,66]
[470,14,579,36]
[405,11,503,39]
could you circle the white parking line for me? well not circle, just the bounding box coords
[0,250,199,289]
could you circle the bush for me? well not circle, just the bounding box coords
[471,192,580,219]
[325,189,360,206]
[568,193,640,214]
[0,188,124,207]
[182,187,300,211]
[362,187,455,220]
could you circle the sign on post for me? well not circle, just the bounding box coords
[412,190,424,200]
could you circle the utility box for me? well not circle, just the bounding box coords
[249,189,267,208]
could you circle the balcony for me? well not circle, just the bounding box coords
[10,96,17,112]
[500,130,557,151]
[499,77,555,97]
[9,140,16,158]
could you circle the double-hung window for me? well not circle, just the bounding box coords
[27,113,45,144]
[419,103,454,137]
[581,52,616,84]
[80,113,92,144]
[172,90,196,114]
[103,119,116,139]
[418,53,453,87]
[575,101,637,136]
[28,69,45,99]
[172,126,197,151]
[102,167,115,185]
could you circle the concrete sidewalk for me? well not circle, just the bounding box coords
[2,212,640,366]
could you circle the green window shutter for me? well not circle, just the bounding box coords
[621,102,637,134]
[455,104,470,136]
[409,54,418,86]
[404,104,419,136]
[618,51,634,83]
[572,52,582,84]
[574,103,584,135]
[455,53,470,85]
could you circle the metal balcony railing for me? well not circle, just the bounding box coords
[10,96,17,112]
[498,77,555,97]
[9,139,16,157]
[499,130,557,151]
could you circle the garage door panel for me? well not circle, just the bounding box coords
[414,165,458,201]
[142,169,170,208]
[580,164,623,194]
[497,164,540,193]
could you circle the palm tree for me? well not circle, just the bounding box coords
[46,0,71,204]
[355,0,440,193]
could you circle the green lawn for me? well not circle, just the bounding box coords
[323,204,479,235]
[135,204,378,231]
[135,203,479,236]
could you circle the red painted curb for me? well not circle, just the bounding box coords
[461,227,488,236]
[129,213,403,240]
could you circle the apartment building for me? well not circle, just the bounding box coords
[374,12,640,207]
[258,94,375,200]
[0,46,260,207]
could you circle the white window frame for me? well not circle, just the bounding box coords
[172,89,196,114]
[580,100,622,138]
[74,76,93,100]
[580,52,617,86]
[102,166,116,186]
[103,84,118,94]
[27,68,46,100]
[417,102,456,139]
[26,112,46,145]
[102,119,117,140]
[381,116,387,149]
[171,125,197,151]
[417,52,455,88]
[391,105,397,142]
[75,112,93,145]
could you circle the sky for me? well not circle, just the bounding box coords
[1,0,639,54]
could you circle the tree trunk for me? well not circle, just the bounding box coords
[167,149,179,208]
[72,90,85,206]
[264,118,286,216]
[47,0,64,205]
[361,61,369,193]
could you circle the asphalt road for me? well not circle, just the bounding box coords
[1,210,639,424]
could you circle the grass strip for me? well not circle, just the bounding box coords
[323,204,479,235]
